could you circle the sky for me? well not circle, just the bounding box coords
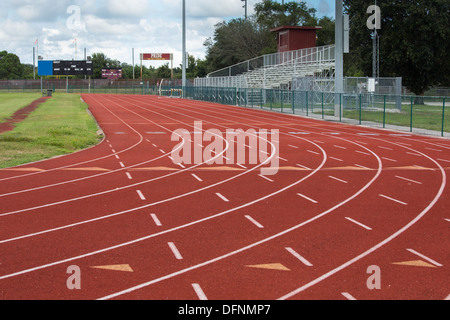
[0,0,335,68]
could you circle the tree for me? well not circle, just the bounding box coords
[344,0,450,96]
[254,0,317,29]
[0,51,24,79]
[204,18,273,72]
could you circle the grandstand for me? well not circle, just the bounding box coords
[194,45,335,90]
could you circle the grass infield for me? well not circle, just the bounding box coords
[0,93,102,169]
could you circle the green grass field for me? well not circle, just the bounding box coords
[0,93,42,121]
[0,93,102,169]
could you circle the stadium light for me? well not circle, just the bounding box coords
[182,0,186,96]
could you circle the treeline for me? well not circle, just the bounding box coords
[2,0,448,95]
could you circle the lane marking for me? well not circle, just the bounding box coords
[406,249,442,267]
[159,149,165,154]
[150,214,162,227]
[236,163,247,169]
[378,146,393,150]
[334,145,347,150]
[296,164,311,170]
[341,292,357,300]
[425,147,442,152]
[297,193,318,204]
[259,174,274,182]
[329,156,343,162]
[168,242,183,260]
[345,217,372,231]
[191,174,203,182]
[444,218,450,223]
[285,247,313,267]
[395,175,422,185]
[355,150,371,156]
[215,193,229,202]
[354,164,371,170]
[382,157,397,163]
[278,156,288,162]
[119,162,125,168]
[379,194,407,206]
[307,150,320,155]
[245,215,264,229]
[328,176,348,184]
[115,155,120,160]
[289,145,299,149]
[437,158,450,163]
[136,190,146,201]
[125,172,133,180]
[192,284,208,300]
[406,152,422,157]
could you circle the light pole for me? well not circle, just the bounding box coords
[335,0,344,117]
[182,0,186,97]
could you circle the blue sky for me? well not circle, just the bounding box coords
[0,0,335,67]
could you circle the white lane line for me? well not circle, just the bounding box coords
[289,145,299,149]
[329,156,343,162]
[444,218,450,223]
[236,163,247,169]
[278,156,288,162]
[150,214,162,227]
[345,217,372,231]
[125,172,133,180]
[115,155,120,160]
[296,164,311,170]
[191,174,203,182]
[356,150,371,156]
[328,176,348,184]
[285,247,313,267]
[245,215,264,229]
[425,147,442,152]
[341,292,357,300]
[445,294,450,301]
[111,149,116,153]
[307,150,320,155]
[378,146,393,150]
[119,162,125,168]
[192,284,208,301]
[159,149,165,154]
[168,242,183,260]
[382,157,397,163]
[177,163,186,169]
[334,145,347,150]
[259,174,274,182]
[152,143,157,148]
[437,158,450,163]
[216,193,229,202]
[136,190,146,201]
[395,175,422,185]
[407,248,442,267]
[297,193,318,204]
[379,194,407,206]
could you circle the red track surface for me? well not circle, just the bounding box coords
[0,94,448,300]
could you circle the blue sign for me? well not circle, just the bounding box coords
[38,60,54,76]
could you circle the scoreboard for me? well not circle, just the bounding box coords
[38,60,93,76]
[53,60,93,76]
[102,68,123,80]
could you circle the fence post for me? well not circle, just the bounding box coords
[410,96,413,132]
[359,94,362,125]
[321,92,324,119]
[339,93,342,122]
[306,91,309,117]
[442,98,446,137]
[383,95,386,128]
[292,91,295,114]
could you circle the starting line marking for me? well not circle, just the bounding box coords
[192,284,208,301]
[150,214,162,227]
[297,193,318,204]
[395,175,422,185]
[168,242,183,260]
[285,247,313,267]
[341,292,357,300]
[407,249,442,267]
[345,217,372,231]
[379,194,408,206]
[245,215,264,229]
[136,190,146,201]
[216,193,229,202]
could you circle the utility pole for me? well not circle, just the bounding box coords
[335,0,344,117]
[241,0,247,20]
[182,0,186,96]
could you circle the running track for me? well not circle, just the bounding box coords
[0,94,448,300]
